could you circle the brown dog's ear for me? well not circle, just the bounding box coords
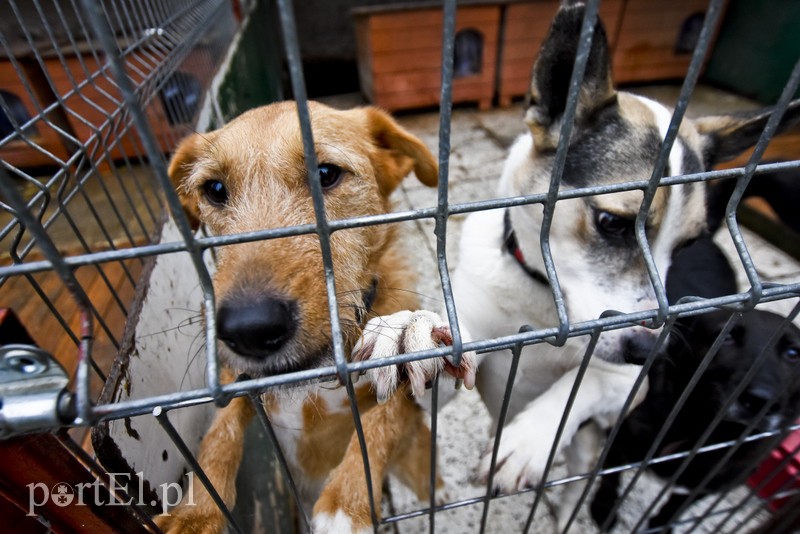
[167,133,206,230]
[526,2,615,150]
[694,99,800,167]
[364,107,438,197]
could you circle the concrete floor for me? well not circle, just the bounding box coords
[320,87,800,533]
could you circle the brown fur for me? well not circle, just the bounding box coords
[312,386,435,531]
[156,101,442,533]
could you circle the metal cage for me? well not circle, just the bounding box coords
[1,0,800,532]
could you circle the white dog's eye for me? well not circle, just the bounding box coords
[202,179,228,207]
[595,210,634,239]
[318,163,344,190]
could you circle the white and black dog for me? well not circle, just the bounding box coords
[448,1,800,528]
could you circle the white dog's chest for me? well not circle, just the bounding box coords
[453,209,558,340]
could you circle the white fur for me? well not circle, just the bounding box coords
[636,94,690,272]
[454,94,700,495]
[477,361,646,491]
[311,510,371,534]
[354,310,476,403]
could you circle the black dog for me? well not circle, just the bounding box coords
[590,236,800,532]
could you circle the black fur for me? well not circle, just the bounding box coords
[699,101,800,168]
[665,237,737,302]
[591,238,800,532]
[707,165,800,235]
[561,108,663,188]
[529,2,612,126]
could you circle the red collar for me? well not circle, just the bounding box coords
[503,210,550,287]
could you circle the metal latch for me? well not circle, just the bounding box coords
[0,345,76,438]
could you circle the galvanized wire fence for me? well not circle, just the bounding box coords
[1,0,800,532]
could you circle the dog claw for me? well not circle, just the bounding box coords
[353,310,476,401]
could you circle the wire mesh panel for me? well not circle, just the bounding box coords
[1,0,800,533]
[0,0,235,404]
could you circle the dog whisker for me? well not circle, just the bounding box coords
[180,331,207,390]
[138,314,204,339]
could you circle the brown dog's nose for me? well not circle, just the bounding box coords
[217,297,295,358]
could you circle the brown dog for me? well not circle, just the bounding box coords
[155,101,475,533]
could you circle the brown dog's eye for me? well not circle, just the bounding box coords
[202,179,228,206]
[595,210,634,239]
[318,163,344,190]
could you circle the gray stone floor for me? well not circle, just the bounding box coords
[322,88,798,533]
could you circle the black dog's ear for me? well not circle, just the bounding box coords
[526,2,615,150]
[694,99,800,168]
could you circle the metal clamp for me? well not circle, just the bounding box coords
[0,345,75,438]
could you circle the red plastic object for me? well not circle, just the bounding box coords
[748,427,800,512]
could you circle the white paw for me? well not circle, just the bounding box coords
[311,511,371,534]
[477,416,559,493]
[352,310,476,402]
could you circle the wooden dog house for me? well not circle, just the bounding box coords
[355,0,727,111]
[354,4,500,111]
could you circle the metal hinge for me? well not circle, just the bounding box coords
[0,345,76,438]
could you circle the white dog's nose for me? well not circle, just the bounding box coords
[621,328,657,365]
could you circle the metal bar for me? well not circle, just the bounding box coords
[5,158,800,279]
[380,423,800,526]
[479,335,525,534]
[634,0,726,326]
[79,0,221,405]
[603,312,742,531]
[724,55,800,308]
[429,1,458,527]
[2,141,797,250]
[523,328,603,533]
[537,0,602,346]
[153,407,242,534]
[0,166,93,424]
[428,372,440,533]
[272,0,379,528]
[559,316,676,533]
[248,393,311,532]
[70,286,791,421]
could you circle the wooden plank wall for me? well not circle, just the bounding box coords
[356,5,500,111]
[356,0,728,110]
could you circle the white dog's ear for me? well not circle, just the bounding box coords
[526,2,615,150]
[694,100,800,167]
